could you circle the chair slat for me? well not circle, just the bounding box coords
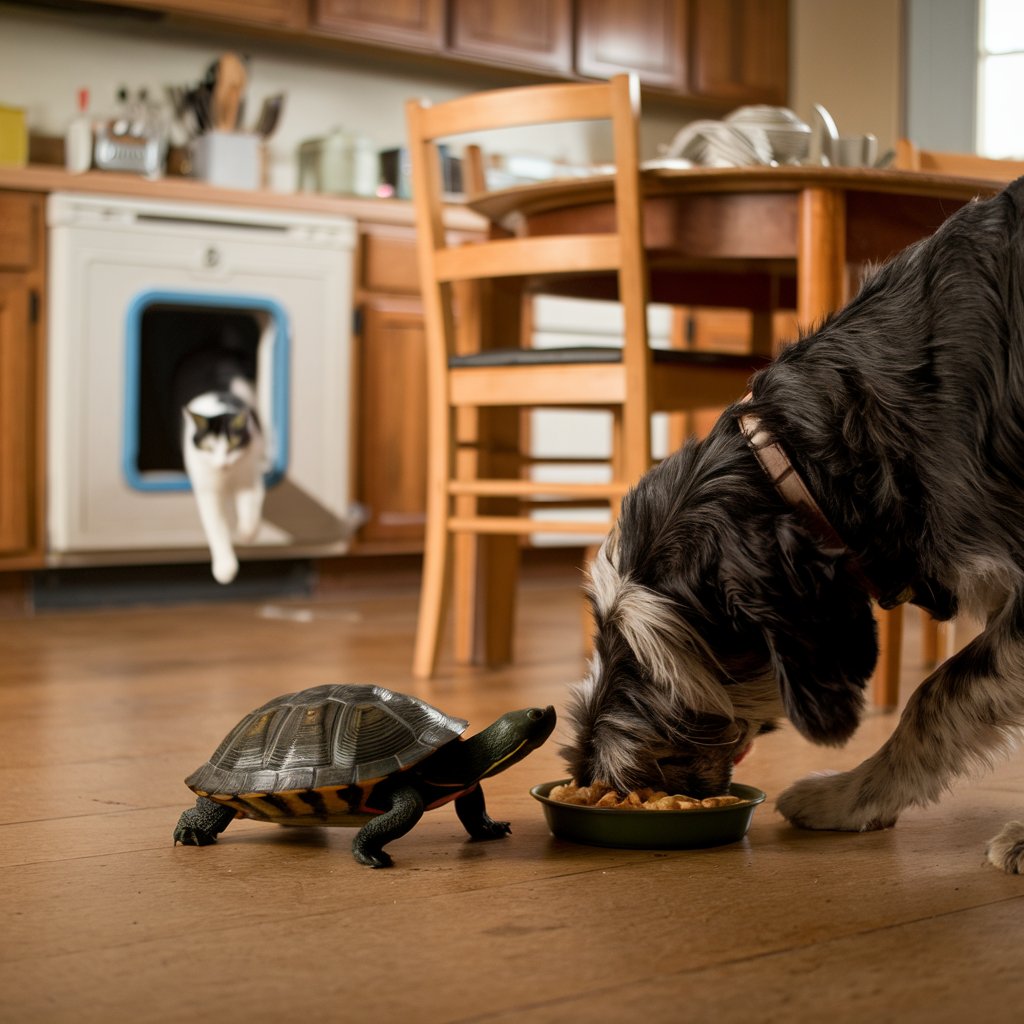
[447,515,612,536]
[415,80,620,141]
[433,234,621,282]
[448,479,628,498]
[449,362,628,406]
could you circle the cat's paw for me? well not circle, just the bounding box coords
[212,555,239,584]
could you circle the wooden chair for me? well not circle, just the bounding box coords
[895,139,1024,183]
[405,74,770,678]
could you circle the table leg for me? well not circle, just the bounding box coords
[798,185,902,707]
[797,186,847,325]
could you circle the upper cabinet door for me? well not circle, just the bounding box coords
[312,0,445,52]
[575,0,688,92]
[449,0,572,75]
[689,0,789,104]
[77,0,308,29]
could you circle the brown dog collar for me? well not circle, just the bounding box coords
[737,394,913,609]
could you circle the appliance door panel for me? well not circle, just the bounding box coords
[47,194,356,560]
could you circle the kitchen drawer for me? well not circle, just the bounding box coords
[0,194,36,271]
[360,228,420,295]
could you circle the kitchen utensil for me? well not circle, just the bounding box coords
[809,102,840,164]
[254,93,284,138]
[833,133,878,168]
[211,52,247,132]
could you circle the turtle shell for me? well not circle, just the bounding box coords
[184,684,468,799]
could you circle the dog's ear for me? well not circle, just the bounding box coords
[720,518,877,746]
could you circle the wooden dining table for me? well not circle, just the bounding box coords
[464,164,1007,702]
[470,163,1004,342]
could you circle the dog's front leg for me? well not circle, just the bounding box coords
[778,597,1024,855]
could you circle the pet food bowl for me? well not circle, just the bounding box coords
[531,779,766,850]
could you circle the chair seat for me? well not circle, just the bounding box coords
[450,346,771,370]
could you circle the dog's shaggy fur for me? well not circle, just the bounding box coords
[563,177,1024,874]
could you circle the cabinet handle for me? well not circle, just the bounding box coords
[28,289,40,326]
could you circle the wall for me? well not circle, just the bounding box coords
[790,0,903,156]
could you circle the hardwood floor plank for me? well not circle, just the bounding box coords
[470,897,1024,1024]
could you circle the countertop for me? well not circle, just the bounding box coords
[0,164,487,230]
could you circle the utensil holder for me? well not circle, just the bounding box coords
[191,132,261,190]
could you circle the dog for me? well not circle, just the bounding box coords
[562,177,1024,874]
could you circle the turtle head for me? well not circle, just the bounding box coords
[467,706,557,781]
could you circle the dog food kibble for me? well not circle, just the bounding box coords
[549,780,743,810]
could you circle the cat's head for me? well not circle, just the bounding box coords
[184,392,255,469]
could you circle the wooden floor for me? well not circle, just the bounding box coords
[2,561,1023,1023]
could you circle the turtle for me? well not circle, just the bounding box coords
[172,683,556,867]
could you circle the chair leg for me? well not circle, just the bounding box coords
[921,613,942,668]
[413,504,452,679]
[872,604,903,709]
[414,400,455,679]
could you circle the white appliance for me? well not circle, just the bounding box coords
[47,192,358,566]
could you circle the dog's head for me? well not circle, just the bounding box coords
[562,429,878,796]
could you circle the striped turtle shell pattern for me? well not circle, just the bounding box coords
[184,684,469,796]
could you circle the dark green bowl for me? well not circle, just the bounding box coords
[531,779,766,850]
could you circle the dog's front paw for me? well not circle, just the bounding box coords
[985,821,1024,874]
[777,770,898,832]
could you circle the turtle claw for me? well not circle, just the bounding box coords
[352,845,393,869]
[468,816,512,841]
[173,825,218,847]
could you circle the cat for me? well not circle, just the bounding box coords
[173,347,266,585]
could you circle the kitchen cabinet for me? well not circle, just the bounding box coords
[67,0,788,107]
[311,0,445,53]
[353,225,429,549]
[576,0,788,103]
[0,193,44,564]
[77,0,307,30]
[576,0,689,92]
[689,0,789,104]
[449,0,573,75]
[355,303,429,548]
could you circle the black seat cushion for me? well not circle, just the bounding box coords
[449,346,771,369]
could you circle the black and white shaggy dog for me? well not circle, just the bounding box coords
[563,177,1024,874]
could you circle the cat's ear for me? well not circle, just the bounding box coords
[186,409,208,432]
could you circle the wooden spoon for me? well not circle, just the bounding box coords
[211,52,247,132]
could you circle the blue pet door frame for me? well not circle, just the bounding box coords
[123,290,290,493]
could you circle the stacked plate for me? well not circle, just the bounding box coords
[724,105,813,164]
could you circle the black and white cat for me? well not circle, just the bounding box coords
[174,348,266,584]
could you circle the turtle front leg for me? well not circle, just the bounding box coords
[174,797,237,846]
[352,785,424,868]
[455,784,511,841]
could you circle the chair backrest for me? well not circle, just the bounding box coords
[895,138,1024,183]
[404,74,649,389]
